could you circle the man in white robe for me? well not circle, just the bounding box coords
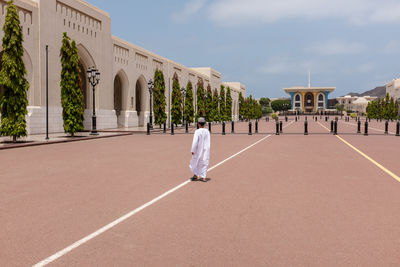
[190,117,211,182]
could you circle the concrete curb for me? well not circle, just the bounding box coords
[0,132,134,151]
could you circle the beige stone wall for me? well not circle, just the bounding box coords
[0,0,246,134]
[387,79,400,101]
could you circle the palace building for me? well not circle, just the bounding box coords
[0,0,246,134]
[284,86,335,112]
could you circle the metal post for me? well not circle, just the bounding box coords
[222,122,226,135]
[334,120,338,135]
[330,120,334,133]
[304,120,308,135]
[385,121,389,134]
[45,45,49,140]
[163,122,166,133]
[279,121,283,133]
[185,121,189,134]
[396,121,400,136]
[275,121,279,135]
[357,120,361,134]
[147,123,150,135]
[295,116,297,122]
[255,120,258,133]
[208,122,212,133]
[285,116,288,122]
[171,123,174,135]
[364,121,368,136]
[91,83,98,135]
[248,121,252,135]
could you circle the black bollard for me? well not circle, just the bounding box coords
[279,121,283,133]
[231,121,235,133]
[147,123,150,135]
[171,123,175,135]
[385,121,389,134]
[357,120,361,134]
[209,122,212,133]
[304,120,308,135]
[396,121,400,136]
[325,116,328,122]
[222,122,226,135]
[315,117,318,122]
[330,120,334,133]
[185,122,189,133]
[255,120,259,133]
[295,116,298,122]
[364,121,368,136]
[248,121,252,135]
[369,118,371,122]
[275,121,279,135]
[334,120,338,135]
[285,116,288,122]
[163,122,166,133]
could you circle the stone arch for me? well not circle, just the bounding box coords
[135,75,147,126]
[304,92,314,112]
[294,93,302,110]
[317,93,325,110]
[113,69,129,127]
[76,44,96,109]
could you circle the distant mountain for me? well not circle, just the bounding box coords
[345,86,386,98]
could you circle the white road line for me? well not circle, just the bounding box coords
[33,134,273,267]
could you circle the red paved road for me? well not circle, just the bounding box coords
[1,121,400,266]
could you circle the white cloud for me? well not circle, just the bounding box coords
[171,0,207,23]
[206,0,400,26]
[305,40,367,55]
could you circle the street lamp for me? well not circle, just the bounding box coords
[219,95,222,122]
[148,79,154,129]
[180,87,186,126]
[204,92,208,120]
[87,67,100,135]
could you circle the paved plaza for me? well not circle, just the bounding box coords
[1,118,400,266]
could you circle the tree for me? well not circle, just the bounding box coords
[205,84,213,122]
[335,103,345,112]
[271,99,291,112]
[196,79,205,120]
[212,89,220,122]
[226,87,232,121]
[0,0,30,142]
[171,73,182,126]
[185,81,194,124]
[219,85,226,121]
[60,32,84,136]
[259,97,270,107]
[238,92,244,120]
[153,68,167,127]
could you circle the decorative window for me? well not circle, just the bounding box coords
[317,94,324,108]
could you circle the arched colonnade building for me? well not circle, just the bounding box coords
[0,0,246,134]
[284,86,335,112]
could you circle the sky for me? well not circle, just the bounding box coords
[87,0,400,98]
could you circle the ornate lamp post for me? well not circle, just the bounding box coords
[180,87,186,126]
[148,79,154,129]
[87,67,100,135]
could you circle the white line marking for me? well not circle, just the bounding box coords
[33,134,273,267]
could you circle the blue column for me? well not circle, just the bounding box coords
[289,92,295,110]
[323,91,330,110]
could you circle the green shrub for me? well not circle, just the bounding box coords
[350,113,357,118]
[271,113,278,120]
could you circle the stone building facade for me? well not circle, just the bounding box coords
[0,0,246,134]
[386,78,400,102]
[284,86,335,112]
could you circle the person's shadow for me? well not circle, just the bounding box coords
[190,176,212,183]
